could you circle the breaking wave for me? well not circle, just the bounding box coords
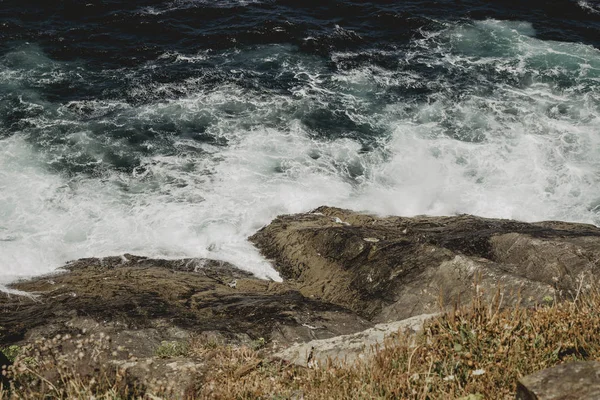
[1,3,599,285]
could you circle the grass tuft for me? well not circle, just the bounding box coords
[154,341,189,359]
[0,346,20,363]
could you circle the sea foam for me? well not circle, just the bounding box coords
[1,20,599,285]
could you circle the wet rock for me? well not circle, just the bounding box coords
[516,361,600,399]
[250,206,600,322]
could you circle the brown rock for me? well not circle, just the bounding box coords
[250,206,600,322]
[0,254,372,397]
[516,361,600,400]
[0,254,370,351]
[5,206,600,393]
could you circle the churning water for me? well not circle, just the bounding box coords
[1,0,599,285]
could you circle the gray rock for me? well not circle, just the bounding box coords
[516,361,600,400]
[274,313,438,367]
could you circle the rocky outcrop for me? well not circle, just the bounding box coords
[0,254,371,396]
[0,255,371,347]
[250,206,600,322]
[3,206,600,395]
[516,362,600,399]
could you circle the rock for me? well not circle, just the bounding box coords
[274,312,438,367]
[0,255,370,350]
[0,254,371,396]
[250,206,600,322]
[4,207,600,394]
[516,361,600,399]
[113,357,203,398]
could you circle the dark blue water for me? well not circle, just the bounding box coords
[1,0,599,284]
[2,1,599,63]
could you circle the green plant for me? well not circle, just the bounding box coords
[0,345,20,363]
[154,341,189,359]
[250,337,267,351]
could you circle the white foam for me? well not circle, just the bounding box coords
[1,20,600,286]
[578,1,600,14]
[137,0,262,16]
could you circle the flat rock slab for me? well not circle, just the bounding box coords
[274,313,438,367]
[516,362,600,400]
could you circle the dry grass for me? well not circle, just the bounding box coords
[3,286,600,399]
[198,287,600,399]
[1,333,144,399]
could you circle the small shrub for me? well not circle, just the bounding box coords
[1,334,144,399]
[154,341,189,359]
[0,345,20,363]
[250,337,266,351]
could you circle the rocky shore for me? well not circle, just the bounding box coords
[3,206,600,397]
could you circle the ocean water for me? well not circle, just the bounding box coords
[1,0,599,285]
